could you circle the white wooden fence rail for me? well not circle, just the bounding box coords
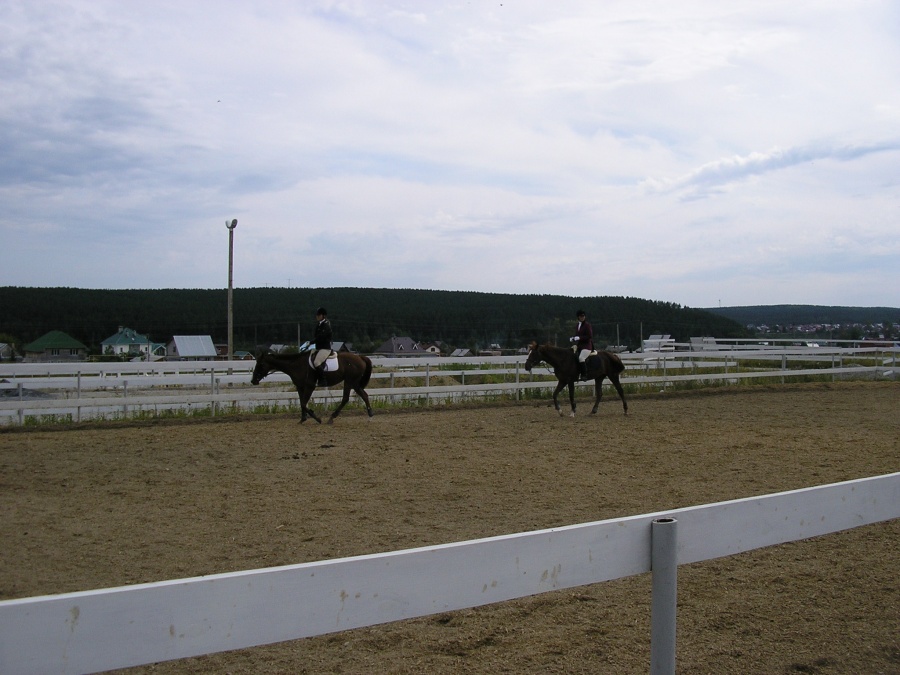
[0,347,896,424]
[1,473,897,674]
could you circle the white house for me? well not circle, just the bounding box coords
[167,336,218,360]
[101,327,164,358]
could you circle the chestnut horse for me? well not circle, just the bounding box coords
[524,341,628,417]
[251,350,374,424]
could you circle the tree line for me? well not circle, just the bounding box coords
[706,304,899,329]
[0,286,749,355]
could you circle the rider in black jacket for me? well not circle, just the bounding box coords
[312,307,332,386]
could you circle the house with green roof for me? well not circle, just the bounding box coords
[101,326,165,359]
[23,331,88,362]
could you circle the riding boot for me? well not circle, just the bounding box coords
[316,366,327,387]
[579,360,587,380]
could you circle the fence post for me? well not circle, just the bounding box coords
[213,377,219,416]
[650,517,678,675]
[515,362,520,401]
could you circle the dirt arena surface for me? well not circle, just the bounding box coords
[1,381,898,674]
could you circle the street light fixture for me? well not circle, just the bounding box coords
[226,219,238,360]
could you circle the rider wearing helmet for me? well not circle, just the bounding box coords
[569,309,593,380]
[312,307,332,386]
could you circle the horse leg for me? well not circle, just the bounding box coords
[609,373,628,415]
[328,383,352,424]
[354,385,375,418]
[567,381,576,417]
[299,386,321,424]
[591,376,606,415]
[552,381,566,415]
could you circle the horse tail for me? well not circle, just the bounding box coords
[360,356,373,388]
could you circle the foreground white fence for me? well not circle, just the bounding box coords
[1,473,897,674]
[0,345,896,425]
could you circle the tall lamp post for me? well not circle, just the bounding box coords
[226,219,238,360]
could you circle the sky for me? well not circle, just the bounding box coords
[1,1,899,309]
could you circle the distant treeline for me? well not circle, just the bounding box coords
[1,286,749,353]
[705,305,900,327]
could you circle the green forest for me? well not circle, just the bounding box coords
[0,287,749,354]
[705,304,899,328]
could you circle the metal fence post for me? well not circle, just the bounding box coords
[650,517,678,675]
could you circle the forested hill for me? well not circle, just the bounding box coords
[705,305,900,327]
[0,286,747,353]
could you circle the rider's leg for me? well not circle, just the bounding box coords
[313,350,328,386]
[578,350,588,379]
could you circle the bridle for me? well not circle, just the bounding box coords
[525,344,545,372]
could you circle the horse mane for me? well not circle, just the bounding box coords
[537,341,569,354]
[261,351,307,362]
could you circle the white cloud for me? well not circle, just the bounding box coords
[0,0,898,307]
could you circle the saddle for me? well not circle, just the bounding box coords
[307,350,338,372]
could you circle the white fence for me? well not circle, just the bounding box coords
[1,472,897,674]
[0,345,896,425]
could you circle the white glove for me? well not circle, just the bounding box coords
[570,336,579,342]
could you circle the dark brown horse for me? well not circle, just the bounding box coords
[251,350,374,424]
[524,341,628,417]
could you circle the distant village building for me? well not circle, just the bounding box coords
[373,336,427,357]
[22,330,87,362]
[167,336,218,361]
[101,327,164,359]
[419,341,443,355]
[689,337,720,351]
[642,334,675,352]
[479,343,503,356]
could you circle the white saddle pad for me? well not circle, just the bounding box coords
[308,351,338,372]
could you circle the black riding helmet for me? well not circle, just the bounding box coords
[316,307,327,317]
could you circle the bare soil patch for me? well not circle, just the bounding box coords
[1,382,898,674]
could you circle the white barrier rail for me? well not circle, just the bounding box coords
[1,472,897,674]
[0,348,895,425]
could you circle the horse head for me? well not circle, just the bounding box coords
[250,351,272,385]
[523,341,541,372]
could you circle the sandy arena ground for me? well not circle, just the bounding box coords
[1,381,898,674]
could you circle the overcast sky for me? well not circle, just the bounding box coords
[2,1,898,308]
